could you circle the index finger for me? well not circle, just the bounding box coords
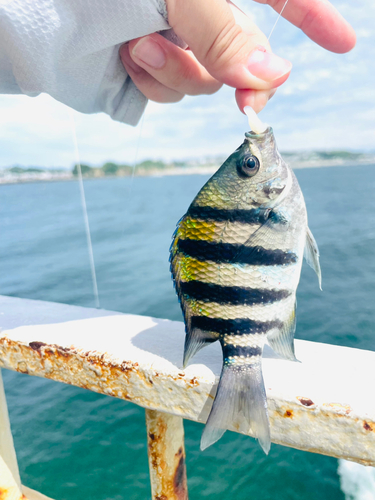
[254,0,356,53]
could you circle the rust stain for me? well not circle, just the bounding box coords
[29,341,47,351]
[275,406,294,418]
[29,342,74,358]
[120,361,139,373]
[54,345,71,357]
[233,422,240,431]
[17,361,28,373]
[0,489,23,500]
[148,417,168,472]
[0,339,149,403]
[363,421,374,431]
[147,413,188,500]
[0,338,198,411]
[174,455,188,500]
[1,336,375,469]
[297,397,315,407]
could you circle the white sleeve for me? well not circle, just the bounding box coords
[0,0,170,125]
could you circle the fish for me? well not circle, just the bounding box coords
[170,121,321,454]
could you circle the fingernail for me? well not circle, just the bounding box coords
[120,44,142,74]
[132,37,166,69]
[247,46,292,82]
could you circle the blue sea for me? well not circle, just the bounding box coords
[1,164,375,499]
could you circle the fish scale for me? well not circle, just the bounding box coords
[170,125,321,453]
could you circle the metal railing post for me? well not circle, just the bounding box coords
[0,368,24,499]
[146,409,188,500]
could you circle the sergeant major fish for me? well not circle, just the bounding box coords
[170,110,321,453]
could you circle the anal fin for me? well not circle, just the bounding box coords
[183,328,218,368]
[267,302,298,361]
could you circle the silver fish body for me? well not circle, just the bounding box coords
[170,127,321,453]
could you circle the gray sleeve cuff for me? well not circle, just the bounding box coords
[111,79,148,126]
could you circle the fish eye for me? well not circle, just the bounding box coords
[237,154,260,178]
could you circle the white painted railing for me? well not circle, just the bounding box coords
[0,295,374,499]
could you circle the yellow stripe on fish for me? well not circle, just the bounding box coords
[176,217,260,245]
[222,333,264,348]
[175,256,301,291]
[184,296,295,322]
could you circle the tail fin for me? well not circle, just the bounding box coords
[200,355,270,454]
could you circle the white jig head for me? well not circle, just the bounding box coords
[244,106,268,134]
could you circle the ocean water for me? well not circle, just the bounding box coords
[1,164,375,499]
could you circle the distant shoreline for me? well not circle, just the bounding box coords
[1,159,374,186]
[148,158,375,176]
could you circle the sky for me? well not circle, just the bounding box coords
[0,0,374,169]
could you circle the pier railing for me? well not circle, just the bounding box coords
[0,295,374,499]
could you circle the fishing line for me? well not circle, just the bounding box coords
[245,0,291,130]
[69,109,100,309]
[129,109,146,194]
[267,0,290,42]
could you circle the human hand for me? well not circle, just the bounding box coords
[119,0,356,114]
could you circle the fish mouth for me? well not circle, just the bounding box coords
[245,127,272,139]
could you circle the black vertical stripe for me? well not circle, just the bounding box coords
[223,344,262,358]
[187,206,265,224]
[186,205,288,225]
[177,239,297,266]
[191,316,282,335]
[180,281,290,305]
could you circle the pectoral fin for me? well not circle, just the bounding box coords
[231,210,289,264]
[304,226,322,290]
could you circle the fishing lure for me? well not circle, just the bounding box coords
[170,108,321,453]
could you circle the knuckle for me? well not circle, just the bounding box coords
[204,23,248,69]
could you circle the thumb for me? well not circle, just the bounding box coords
[166,0,292,90]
